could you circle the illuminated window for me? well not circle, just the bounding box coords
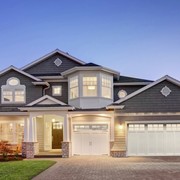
[83,76,97,97]
[102,75,112,98]
[52,86,62,96]
[70,76,79,99]
[148,124,164,131]
[1,77,25,103]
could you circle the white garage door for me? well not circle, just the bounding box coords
[72,124,109,155]
[128,124,180,156]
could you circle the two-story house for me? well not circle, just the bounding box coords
[1,49,180,158]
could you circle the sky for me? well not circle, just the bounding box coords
[0,0,180,80]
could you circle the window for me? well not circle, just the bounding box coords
[1,77,25,103]
[166,124,180,131]
[118,90,127,99]
[52,86,62,96]
[83,76,97,97]
[102,75,112,98]
[128,124,145,131]
[148,124,164,131]
[70,76,79,99]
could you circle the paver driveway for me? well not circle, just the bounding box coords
[33,156,180,180]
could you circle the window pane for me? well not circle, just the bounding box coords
[70,76,79,99]
[3,90,13,102]
[53,86,62,96]
[15,90,25,102]
[102,75,112,98]
[70,87,78,99]
[83,77,97,97]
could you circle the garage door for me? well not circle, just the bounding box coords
[128,124,180,156]
[72,124,109,155]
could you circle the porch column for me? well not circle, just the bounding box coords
[63,114,70,142]
[62,114,71,158]
[22,115,39,159]
[24,117,29,142]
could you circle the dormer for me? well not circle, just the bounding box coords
[62,63,119,109]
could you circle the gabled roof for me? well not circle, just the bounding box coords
[21,49,86,70]
[0,65,41,81]
[82,62,101,67]
[26,95,67,106]
[114,75,180,105]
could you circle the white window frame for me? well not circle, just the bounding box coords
[52,86,62,96]
[102,75,112,99]
[83,76,97,97]
[1,77,26,104]
[70,76,79,99]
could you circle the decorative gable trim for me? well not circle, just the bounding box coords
[114,75,180,105]
[27,95,66,106]
[21,49,86,70]
[0,66,41,81]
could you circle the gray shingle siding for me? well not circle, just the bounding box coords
[24,53,82,75]
[45,82,68,104]
[117,80,180,113]
[0,70,43,111]
[114,85,145,101]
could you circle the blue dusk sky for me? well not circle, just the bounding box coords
[0,0,180,80]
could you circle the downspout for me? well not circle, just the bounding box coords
[43,83,50,95]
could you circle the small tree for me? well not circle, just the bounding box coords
[0,141,11,160]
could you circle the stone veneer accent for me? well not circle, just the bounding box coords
[22,142,39,159]
[62,141,72,158]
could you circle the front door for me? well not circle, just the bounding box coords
[52,122,63,149]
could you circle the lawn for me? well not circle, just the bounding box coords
[0,160,56,180]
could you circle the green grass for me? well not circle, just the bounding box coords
[0,160,56,180]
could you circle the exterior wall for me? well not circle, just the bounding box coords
[118,80,180,113]
[114,85,144,102]
[0,70,42,111]
[36,117,44,151]
[24,53,82,75]
[110,117,126,157]
[45,82,68,104]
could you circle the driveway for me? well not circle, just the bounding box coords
[33,156,180,180]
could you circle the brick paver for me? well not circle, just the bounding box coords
[33,156,180,180]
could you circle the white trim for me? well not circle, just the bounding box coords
[19,106,74,111]
[114,75,180,104]
[113,82,151,86]
[27,95,66,106]
[35,76,64,80]
[106,105,125,110]
[0,66,41,81]
[0,112,28,115]
[32,82,49,86]
[115,112,180,116]
[62,66,120,76]
[21,49,86,70]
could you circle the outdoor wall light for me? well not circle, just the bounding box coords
[52,119,56,122]
[119,123,123,130]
